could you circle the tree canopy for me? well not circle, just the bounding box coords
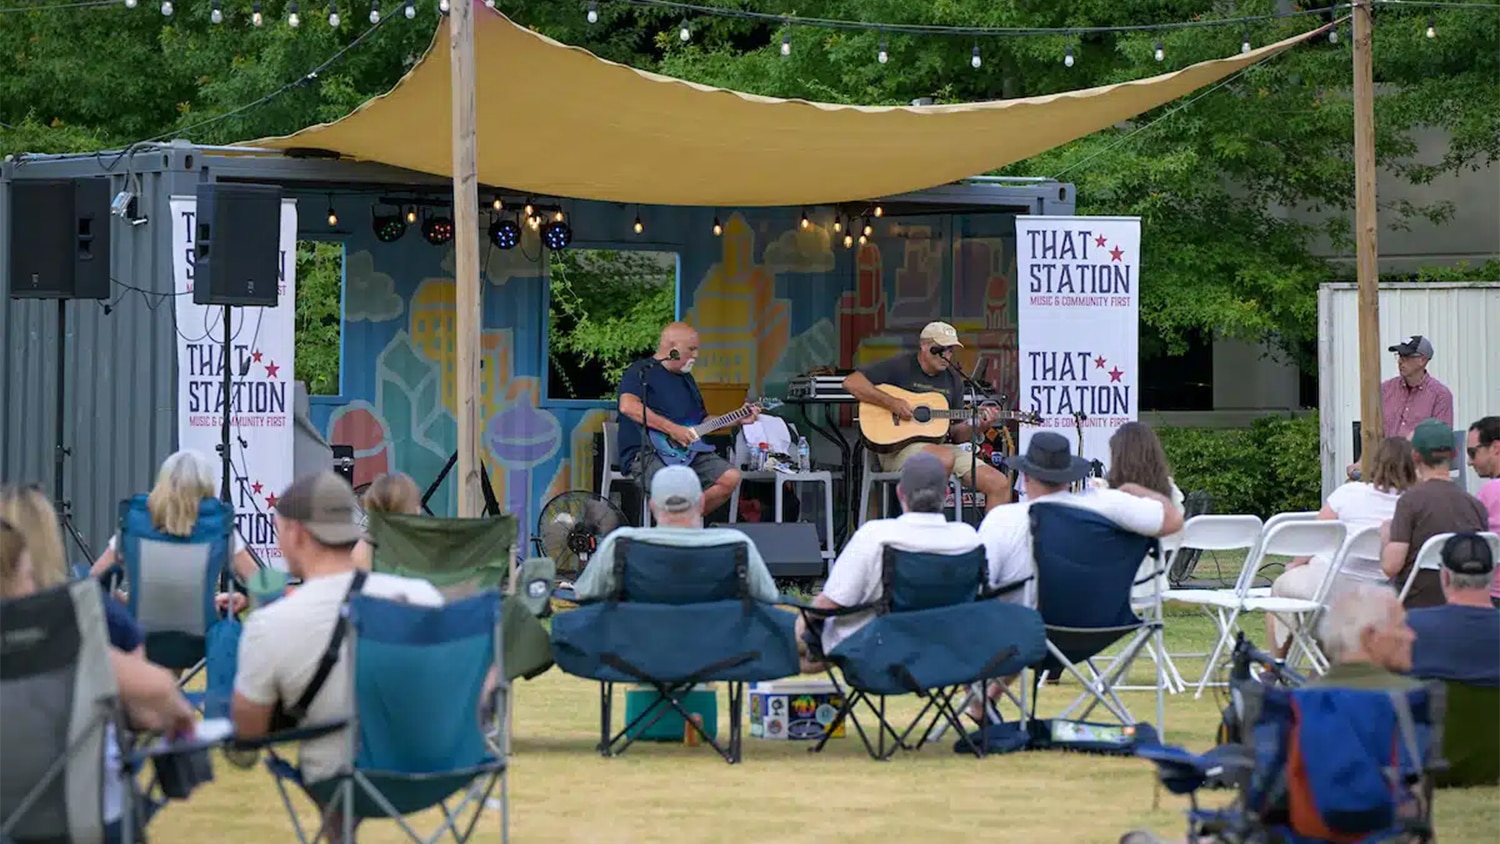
[4,0,1497,379]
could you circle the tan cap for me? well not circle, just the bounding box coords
[919,321,963,348]
[275,471,363,546]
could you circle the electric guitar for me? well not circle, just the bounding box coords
[648,398,785,466]
[857,385,1041,451]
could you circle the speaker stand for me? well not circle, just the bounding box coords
[216,305,236,506]
[52,299,93,564]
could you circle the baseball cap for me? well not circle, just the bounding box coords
[649,465,702,514]
[1441,532,1494,577]
[1388,334,1435,360]
[275,471,363,546]
[897,452,948,500]
[920,321,963,349]
[1411,418,1455,460]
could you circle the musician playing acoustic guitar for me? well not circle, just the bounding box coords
[842,321,1013,513]
[617,322,757,516]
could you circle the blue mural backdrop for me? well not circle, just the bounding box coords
[300,193,1020,552]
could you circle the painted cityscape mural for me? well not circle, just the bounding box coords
[304,198,1021,552]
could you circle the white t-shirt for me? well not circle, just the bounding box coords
[819,512,980,655]
[1324,481,1403,581]
[979,488,1168,608]
[234,569,444,783]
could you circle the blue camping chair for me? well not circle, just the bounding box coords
[114,495,244,714]
[549,536,800,764]
[262,591,510,844]
[800,545,1044,760]
[1029,502,1166,734]
[1137,676,1446,844]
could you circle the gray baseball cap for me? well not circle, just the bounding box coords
[898,452,949,500]
[650,465,702,514]
[276,471,363,546]
[1388,334,1434,359]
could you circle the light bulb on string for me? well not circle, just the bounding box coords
[799,210,811,230]
[843,233,854,249]
[712,217,723,237]
[1328,28,1338,44]
[1153,41,1164,62]
[878,35,888,65]
[971,43,982,69]
[1064,44,1074,67]
[862,220,873,237]
[780,31,791,57]
[252,1,262,25]
[1241,31,1251,54]
[159,0,171,15]
[528,216,540,231]
[492,197,503,212]
[326,202,338,228]
[833,215,842,234]
[553,210,565,223]
[858,233,868,245]
[368,0,378,23]
[586,1,598,24]
[328,2,339,27]
[288,0,300,27]
[1425,17,1436,39]
[523,201,534,218]
[404,0,414,19]
[210,0,222,23]
[439,0,449,15]
[484,0,494,7]
[873,204,883,218]
[679,20,690,42]
[124,0,137,8]
[406,206,417,224]
[633,216,644,235]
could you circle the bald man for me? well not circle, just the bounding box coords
[616,322,753,518]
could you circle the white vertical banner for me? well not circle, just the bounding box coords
[172,196,298,569]
[1015,216,1140,472]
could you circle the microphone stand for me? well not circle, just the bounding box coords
[633,349,677,526]
[951,362,1005,522]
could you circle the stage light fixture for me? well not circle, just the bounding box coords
[373,210,406,243]
[422,214,455,246]
[489,218,521,250]
[541,221,572,251]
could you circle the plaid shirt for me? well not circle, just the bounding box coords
[1380,373,1453,439]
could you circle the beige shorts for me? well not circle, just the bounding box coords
[875,442,975,478]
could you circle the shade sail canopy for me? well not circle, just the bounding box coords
[252,8,1328,207]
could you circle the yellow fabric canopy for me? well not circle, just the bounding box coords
[252,10,1329,207]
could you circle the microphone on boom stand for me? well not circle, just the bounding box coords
[634,348,679,525]
[944,352,1007,521]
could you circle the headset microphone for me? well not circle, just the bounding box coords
[668,349,681,360]
[930,345,947,357]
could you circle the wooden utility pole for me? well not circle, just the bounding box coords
[1352,2,1383,476]
[450,0,482,518]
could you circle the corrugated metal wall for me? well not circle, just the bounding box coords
[1318,282,1500,498]
[1,155,191,558]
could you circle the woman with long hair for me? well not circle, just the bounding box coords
[0,485,68,588]
[1096,421,1186,513]
[1265,435,1417,656]
[89,449,259,583]
[351,472,422,571]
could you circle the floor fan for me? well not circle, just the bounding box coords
[534,491,628,583]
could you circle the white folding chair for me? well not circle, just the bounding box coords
[728,424,837,559]
[1188,520,1348,698]
[1106,532,1189,694]
[858,446,964,525]
[1398,531,1500,602]
[601,421,649,527]
[1240,511,1322,598]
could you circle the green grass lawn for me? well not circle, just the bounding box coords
[154,612,1498,844]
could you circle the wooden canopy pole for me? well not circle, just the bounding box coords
[1352,2,1383,476]
[450,0,482,518]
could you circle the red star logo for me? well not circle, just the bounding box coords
[264,360,280,379]
[251,481,263,495]
[1109,246,1125,262]
[1094,235,1107,248]
[1109,366,1124,383]
[1094,355,1107,369]
[265,492,279,510]
[251,350,263,363]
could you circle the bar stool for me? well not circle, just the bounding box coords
[857,444,965,525]
[601,421,650,527]
[728,424,837,560]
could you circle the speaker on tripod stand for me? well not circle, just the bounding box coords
[6,177,113,563]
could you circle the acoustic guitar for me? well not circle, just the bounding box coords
[857,385,1040,450]
[647,398,784,466]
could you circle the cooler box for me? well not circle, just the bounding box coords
[622,684,718,742]
[749,679,845,740]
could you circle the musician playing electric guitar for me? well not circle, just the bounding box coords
[617,322,756,516]
[842,321,1013,513]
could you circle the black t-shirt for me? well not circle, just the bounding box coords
[616,358,707,468]
[857,353,965,411]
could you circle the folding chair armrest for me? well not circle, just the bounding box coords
[228,719,350,751]
[1133,566,1167,587]
[775,597,875,618]
[981,575,1033,600]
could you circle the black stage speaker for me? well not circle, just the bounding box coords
[713,521,826,579]
[6,178,112,300]
[193,182,283,307]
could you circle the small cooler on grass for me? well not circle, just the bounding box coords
[622,684,718,742]
[749,679,845,740]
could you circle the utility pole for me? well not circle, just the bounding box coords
[1352,2,1383,476]
[450,0,482,518]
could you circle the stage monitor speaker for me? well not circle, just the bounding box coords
[713,521,825,579]
[193,182,283,307]
[6,178,112,300]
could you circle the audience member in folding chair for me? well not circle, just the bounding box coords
[794,543,1039,760]
[1026,501,1169,733]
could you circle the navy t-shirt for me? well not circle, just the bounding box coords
[616,358,707,469]
[99,584,144,652]
[857,353,965,413]
[1408,603,1500,687]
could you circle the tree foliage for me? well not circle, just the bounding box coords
[3,0,1496,372]
[548,249,676,398]
[296,241,345,394]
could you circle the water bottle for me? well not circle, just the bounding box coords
[758,442,770,471]
[796,436,810,472]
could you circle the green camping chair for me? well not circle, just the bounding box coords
[366,510,555,685]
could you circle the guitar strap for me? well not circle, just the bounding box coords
[684,372,707,428]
